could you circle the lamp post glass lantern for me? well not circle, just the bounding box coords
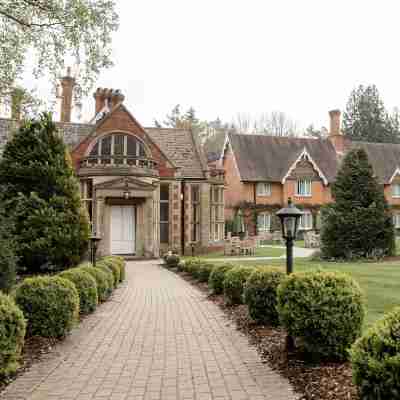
[89,234,101,267]
[276,198,302,275]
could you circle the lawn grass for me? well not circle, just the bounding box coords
[188,246,285,259]
[212,256,400,330]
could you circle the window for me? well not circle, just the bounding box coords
[296,179,312,197]
[210,186,224,241]
[257,212,271,232]
[191,186,200,242]
[80,179,93,224]
[393,213,400,228]
[256,182,271,196]
[299,210,313,230]
[89,134,146,165]
[160,184,169,243]
[393,184,400,198]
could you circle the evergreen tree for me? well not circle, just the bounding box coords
[321,148,395,259]
[342,84,400,143]
[0,113,90,273]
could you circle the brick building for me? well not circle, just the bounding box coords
[0,73,225,258]
[218,110,400,237]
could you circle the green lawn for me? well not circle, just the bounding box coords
[212,256,400,330]
[190,246,285,259]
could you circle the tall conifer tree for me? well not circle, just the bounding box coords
[321,148,395,259]
[0,114,90,273]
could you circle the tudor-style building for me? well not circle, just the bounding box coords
[0,73,225,258]
[218,110,400,236]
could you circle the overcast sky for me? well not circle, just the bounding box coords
[45,1,400,130]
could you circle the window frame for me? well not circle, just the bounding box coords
[257,212,271,232]
[393,213,400,228]
[393,183,400,198]
[210,186,224,242]
[256,182,272,196]
[159,184,170,244]
[299,210,313,230]
[296,179,312,197]
[191,185,201,242]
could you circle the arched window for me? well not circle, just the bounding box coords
[88,134,147,165]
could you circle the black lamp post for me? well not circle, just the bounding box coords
[276,198,302,352]
[276,198,302,275]
[89,233,102,267]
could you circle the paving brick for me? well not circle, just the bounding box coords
[1,261,298,400]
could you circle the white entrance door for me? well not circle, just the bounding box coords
[110,206,135,254]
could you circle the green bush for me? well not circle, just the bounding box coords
[79,264,111,302]
[0,293,26,376]
[103,256,126,282]
[194,263,215,282]
[277,271,365,360]
[95,264,115,292]
[223,266,255,305]
[208,264,234,295]
[243,267,285,325]
[58,268,98,315]
[97,259,120,287]
[182,257,202,274]
[165,254,180,268]
[350,306,400,399]
[15,276,79,338]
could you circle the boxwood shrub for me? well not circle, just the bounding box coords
[58,268,98,315]
[97,259,120,287]
[95,264,115,292]
[277,270,365,360]
[208,264,234,294]
[194,263,215,282]
[79,264,111,302]
[223,266,255,305]
[243,267,285,325]
[165,254,180,269]
[0,293,26,376]
[105,256,126,282]
[182,258,202,274]
[350,306,400,399]
[15,276,79,338]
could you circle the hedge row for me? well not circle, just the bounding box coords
[0,256,126,377]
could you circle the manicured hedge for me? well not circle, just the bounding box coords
[59,268,98,315]
[277,270,365,360]
[95,264,115,293]
[208,264,234,294]
[243,267,285,325]
[0,293,26,376]
[15,276,79,338]
[165,254,180,269]
[194,263,215,282]
[79,264,111,302]
[103,256,126,282]
[181,258,202,274]
[350,306,400,399]
[223,266,255,305]
[97,259,120,287]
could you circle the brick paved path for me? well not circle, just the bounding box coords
[2,261,297,400]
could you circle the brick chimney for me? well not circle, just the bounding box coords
[93,88,125,116]
[328,109,347,154]
[60,67,75,123]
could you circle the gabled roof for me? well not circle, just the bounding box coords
[349,141,400,184]
[146,127,207,179]
[227,133,339,183]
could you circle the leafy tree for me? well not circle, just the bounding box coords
[304,124,328,138]
[0,0,119,99]
[342,84,400,143]
[0,113,90,273]
[321,148,395,259]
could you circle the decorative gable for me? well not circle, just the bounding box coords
[94,177,156,191]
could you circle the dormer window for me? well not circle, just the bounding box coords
[88,134,147,166]
[393,183,400,198]
[296,179,312,197]
[256,182,271,196]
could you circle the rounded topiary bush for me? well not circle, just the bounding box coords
[165,254,180,269]
[243,267,285,325]
[182,257,202,274]
[277,271,365,360]
[15,276,79,338]
[58,268,98,315]
[0,293,26,376]
[195,263,215,283]
[95,264,115,292]
[97,259,120,287]
[79,264,111,302]
[350,307,400,399]
[208,264,234,295]
[109,256,126,282]
[223,266,255,305]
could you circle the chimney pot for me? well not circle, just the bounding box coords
[329,109,341,136]
[93,87,124,117]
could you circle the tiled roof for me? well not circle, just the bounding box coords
[228,133,339,183]
[146,127,206,179]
